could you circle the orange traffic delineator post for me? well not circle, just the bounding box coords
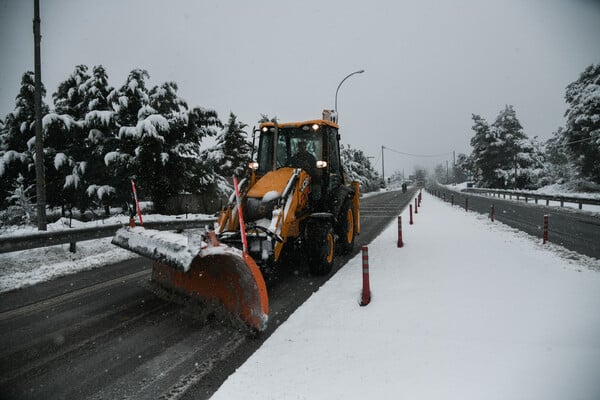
[409,204,414,225]
[543,214,549,244]
[397,216,403,248]
[414,197,418,214]
[360,246,371,306]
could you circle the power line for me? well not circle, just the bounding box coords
[382,145,453,158]
[562,136,596,146]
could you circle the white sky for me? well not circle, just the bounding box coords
[1,0,599,176]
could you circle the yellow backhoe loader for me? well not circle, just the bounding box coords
[112,112,360,332]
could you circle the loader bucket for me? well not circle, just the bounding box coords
[112,227,269,331]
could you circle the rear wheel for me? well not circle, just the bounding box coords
[306,220,335,275]
[337,200,355,255]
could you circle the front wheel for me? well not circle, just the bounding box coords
[305,220,335,275]
[337,200,355,255]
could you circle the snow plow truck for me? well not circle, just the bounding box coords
[112,112,360,332]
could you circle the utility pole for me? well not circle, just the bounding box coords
[381,145,385,187]
[33,0,47,230]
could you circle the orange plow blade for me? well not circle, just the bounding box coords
[112,227,269,331]
[152,249,269,331]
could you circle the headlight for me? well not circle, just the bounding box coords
[316,160,327,168]
[249,162,259,170]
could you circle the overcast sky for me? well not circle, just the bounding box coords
[1,0,599,176]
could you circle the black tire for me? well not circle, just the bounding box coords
[337,200,355,255]
[305,220,335,275]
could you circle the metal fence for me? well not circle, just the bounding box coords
[0,218,217,254]
[461,188,600,210]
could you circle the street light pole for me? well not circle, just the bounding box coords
[381,145,385,187]
[334,69,365,117]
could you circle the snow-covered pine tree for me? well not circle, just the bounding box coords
[469,107,537,188]
[491,105,534,188]
[0,72,48,209]
[107,74,223,213]
[469,114,499,187]
[453,153,472,183]
[81,65,117,214]
[542,127,573,184]
[140,81,223,212]
[47,65,90,213]
[134,81,186,211]
[340,144,380,192]
[564,64,600,183]
[105,69,151,208]
[517,136,545,189]
[207,112,253,179]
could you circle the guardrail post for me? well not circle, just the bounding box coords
[579,202,582,210]
[360,246,371,306]
[465,197,469,212]
[414,198,418,214]
[409,204,413,225]
[490,204,495,222]
[451,194,454,206]
[543,215,549,244]
[69,242,76,253]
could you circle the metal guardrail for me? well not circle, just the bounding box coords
[0,218,217,254]
[461,188,600,209]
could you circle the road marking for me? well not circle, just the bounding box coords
[0,269,149,322]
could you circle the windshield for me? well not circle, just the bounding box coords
[257,126,323,175]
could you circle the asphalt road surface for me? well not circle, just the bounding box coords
[0,188,417,400]
[429,184,600,259]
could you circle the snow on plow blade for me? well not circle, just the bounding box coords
[112,227,269,331]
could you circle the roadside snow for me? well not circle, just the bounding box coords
[0,237,137,293]
[0,211,212,293]
[212,191,600,400]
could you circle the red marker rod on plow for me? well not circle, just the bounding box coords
[233,176,249,253]
[131,179,144,227]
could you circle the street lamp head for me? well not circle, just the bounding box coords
[334,69,365,114]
